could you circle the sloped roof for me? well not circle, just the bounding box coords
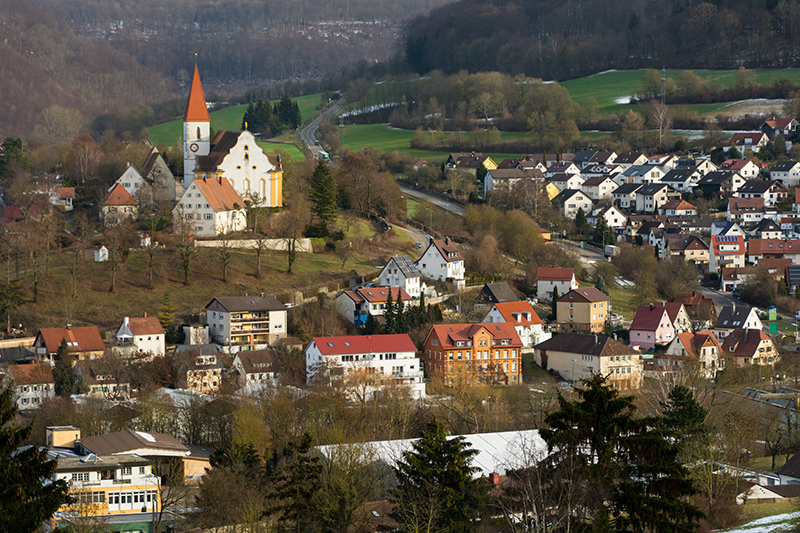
[557,287,608,303]
[489,302,543,327]
[697,171,736,185]
[425,237,464,263]
[184,65,211,122]
[428,323,523,349]
[206,294,285,313]
[747,239,800,256]
[533,332,638,357]
[488,168,529,180]
[661,169,699,182]
[310,334,417,355]
[76,359,129,385]
[666,235,708,252]
[764,118,797,130]
[661,199,696,211]
[728,197,765,214]
[548,173,582,183]
[548,161,578,172]
[56,187,75,198]
[721,328,771,358]
[8,363,54,385]
[778,450,800,478]
[385,255,421,278]
[536,267,575,282]
[720,159,755,171]
[630,305,672,332]
[711,235,745,256]
[36,327,105,354]
[671,331,720,359]
[715,305,756,329]
[772,160,800,172]
[481,282,518,303]
[191,177,244,213]
[581,175,614,187]
[614,183,644,195]
[552,188,589,204]
[615,151,646,164]
[349,286,411,303]
[102,184,138,207]
[127,317,165,336]
[237,349,279,374]
[738,180,786,194]
[637,183,672,195]
[80,430,189,455]
[729,132,768,146]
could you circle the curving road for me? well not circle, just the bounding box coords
[300,97,347,159]
[398,185,465,216]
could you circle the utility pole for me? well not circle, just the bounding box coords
[339,115,344,159]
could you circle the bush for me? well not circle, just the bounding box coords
[303,221,329,238]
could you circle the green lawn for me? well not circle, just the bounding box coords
[147,93,324,148]
[257,141,306,162]
[561,68,800,117]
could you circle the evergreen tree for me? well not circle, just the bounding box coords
[593,216,615,245]
[363,314,382,335]
[269,433,322,533]
[595,274,610,296]
[0,380,70,530]
[661,385,708,445]
[390,417,485,533]
[394,292,406,333]
[417,290,428,325]
[158,291,176,332]
[551,285,559,317]
[575,207,589,236]
[53,339,77,397]
[384,291,395,333]
[542,375,704,533]
[241,102,256,131]
[307,161,337,222]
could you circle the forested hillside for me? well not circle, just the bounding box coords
[403,0,800,80]
[0,1,172,140]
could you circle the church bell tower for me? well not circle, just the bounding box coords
[183,65,211,189]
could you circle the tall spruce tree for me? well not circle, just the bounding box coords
[268,433,322,533]
[390,417,485,533]
[551,285,559,317]
[575,207,589,235]
[307,161,337,222]
[595,274,610,296]
[0,381,70,531]
[384,291,395,333]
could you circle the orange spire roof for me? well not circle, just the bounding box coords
[184,65,210,123]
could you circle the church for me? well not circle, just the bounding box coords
[183,66,283,207]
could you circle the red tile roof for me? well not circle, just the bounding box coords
[184,65,211,122]
[720,159,755,171]
[661,199,696,211]
[56,187,75,198]
[310,334,417,355]
[103,184,138,207]
[490,302,543,327]
[728,132,768,146]
[127,317,165,336]
[728,198,764,214]
[747,239,800,256]
[765,118,796,129]
[428,237,464,263]
[536,267,575,282]
[192,177,244,213]
[342,286,411,304]
[711,235,745,256]
[630,305,672,332]
[8,363,54,385]
[36,327,105,354]
[721,328,772,359]
[427,323,523,349]
[671,331,720,359]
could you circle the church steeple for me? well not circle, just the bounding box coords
[184,65,211,123]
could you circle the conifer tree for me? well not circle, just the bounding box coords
[384,290,395,333]
[268,433,322,533]
[53,339,77,397]
[595,274,610,296]
[551,285,559,317]
[158,291,176,332]
[575,207,589,235]
[307,161,337,222]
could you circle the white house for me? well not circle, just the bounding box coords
[378,255,425,299]
[111,165,152,200]
[719,159,761,180]
[305,334,426,399]
[552,189,593,219]
[4,363,55,409]
[483,301,551,348]
[100,184,139,226]
[613,183,643,209]
[770,161,800,187]
[714,304,763,341]
[581,176,618,200]
[735,180,789,207]
[589,206,627,229]
[536,267,578,301]
[635,183,677,213]
[205,294,287,350]
[660,169,701,192]
[115,316,166,357]
[232,349,280,388]
[727,198,765,225]
[728,132,769,157]
[545,161,581,178]
[709,235,746,273]
[661,331,723,379]
[415,238,465,289]
[173,176,247,238]
[547,173,584,192]
[94,246,108,263]
[484,168,538,196]
[335,286,412,326]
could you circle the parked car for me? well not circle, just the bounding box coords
[414,242,422,248]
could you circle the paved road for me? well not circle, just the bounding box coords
[300,98,347,159]
[553,240,605,266]
[398,185,465,216]
[699,287,736,312]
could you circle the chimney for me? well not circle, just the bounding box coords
[692,290,696,297]
[123,317,129,326]
[732,303,735,313]
[650,303,654,311]
[260,292,265,298]
[144,312,147,318]
[66,323,72,330]
[745,329,749,341]
[488,472,500,485]
[594,334,598,345]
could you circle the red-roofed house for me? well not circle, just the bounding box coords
[630,303,676,351]
[721,328,779,367]
[115,315,166,356]
[4,363,55,409]
[483,301,551,348]
[335,286,412,326]
[101,184,139,226]
[720,159,761,179]
[747,239,800,265]
[173,176,246,237]
[423,323,523,385]
[661,331,723,378]
[710,235,746,272]
[728,132,769,156]
[415,237,465,289]
[658,199,696,216]
[305,334,425,399]
[33,327,106,363]
[536,267,578,301]
[762,118,799,139]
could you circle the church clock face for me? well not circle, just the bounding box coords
[190,143,199,153]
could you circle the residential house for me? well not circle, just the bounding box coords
[306,334,425,399]
[518,160,547,173]
[547,173,584,192]
[536,267,578,301]
[74,360,131,401]
[762,117,799,139]
[735,180,789,207]
[556,287,610,333]
[422,323,523,386]
[721,267,750,292]
[111,165,151,200]
[378,255,424,299]
[661,331,724,379]
[668,292,718,329]
[172,176,246,238]
[660,169,701,193]
[552,189,593,219]
[709,235,746,272]
[94,246,108,263]
[415,237,466,289]
[746,239,800,265]
[613,183,643,210]
[533,333,642,390]
[581,176,618,200]
[696,171,746,197]
[34,327,106,363]
[613,151,648,170]
[748,219,783,240]
[675,158,717,175]
[180,350,223,394]
[728,198,765,225]
[483,301,550,349]
[100,184,138,226]
[728,132,770,157]
[581,164,622,180]
[335,286,412,326]
[484,168,539,196]
[4,363,54,409]
[647,154,677,169]
[721,328,778,367]
[51,187,75,212]
[659,199,697,216]
[477,282,518,306]
[621,165,664,185]
[635,183,678,213]
[588,206,627,230]
[711,221,746,237]
[714,304,764,341]
[630,303,677,351]
[232,349,280,388]
[115,316,165,357]
[588,151,617,167]
[719,159,761,179]
[446,153,496,173]
[770,161,800,187]
[545,161,581,178]
[571,150,597,169]
[140,146,177,202]
[664,235,709,265]
[205,294,288,348]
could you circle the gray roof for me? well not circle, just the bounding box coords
[572,150,596,163]
[206,294,285,313]
[387,255,421,278]
[614,183,643,195]
[787,265,800,286]
[622,164,658,177]
[552,189,588,204]
[79,430,189,456]
[738,180,784,194]
[697,171,735,185]
[534,333,638,357]
[661,169,698,182]
[715,305,755,329]
[637,183,672,195]
[770,161,800,172]
[55,453,150,472]
[480,282,518,304]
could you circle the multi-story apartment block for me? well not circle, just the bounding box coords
[206,294,287,349]
[556,288,610,333]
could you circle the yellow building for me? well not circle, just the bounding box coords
[545,182,560,201]
[556,288,610,333]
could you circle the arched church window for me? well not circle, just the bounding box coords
[244,153,249,160]
[196,127,201,140]
[244,145,249,151]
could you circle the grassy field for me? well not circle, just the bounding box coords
[147,93,324,148]
[561,68,800,117]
